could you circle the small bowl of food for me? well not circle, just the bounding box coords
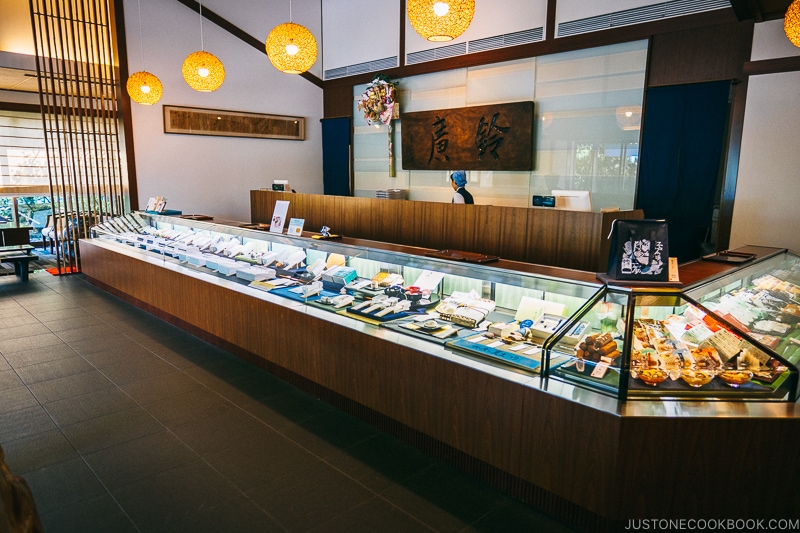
[420,319,441,331]
[637,368,668,386]
[680,369,714,388]
[718,370,753,388]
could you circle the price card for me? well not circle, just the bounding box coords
[287,218,305,236]
[487,340,504,348]
[468,335,487,343]
[591,362,610,379]
[509,343,528,352]
[523,347,541,356]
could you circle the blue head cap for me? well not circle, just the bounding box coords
[451,170,467,187]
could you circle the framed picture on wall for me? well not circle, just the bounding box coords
[163,105,305,141]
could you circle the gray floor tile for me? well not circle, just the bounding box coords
[308,496,434,533]
[31,306,91,323]
[323,433,435,494]
[0,332,65,354]
[171,406,272,456]
[237,390,334,433]
[99,356,178,387]
[39,494,137,533]
[203,430,318,493]
[279,409,380,460]
[0,385,40,415]
[83,430,198,490]
[461,499,577,533]
[23,457,107,516]
[0,368,24,389]
[120,370,203,405]
[2,428,79,475]
[81,342,163,369]
[60,407,163,454]
[0,355,10,372]
[56,323,120,343]
[44,387,138,427]
[28,369,115,404]
[67,334,142,356]
[2,343,78,369]
[1,322,51,341]
[41,313,105,332]
[0,312,39,328]
[247,459,375,533]
[111,459,243,532]
[379,463,508,533]
[16,355,95,385]
[175,496,284,533]
[143,388,234,428]
[0,405,57,444]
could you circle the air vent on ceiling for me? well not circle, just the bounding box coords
[407,27,543,66]
[469,27,543,53]
[557,0,730,37]
[324,56,399,80]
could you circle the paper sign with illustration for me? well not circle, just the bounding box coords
[270,200,290,234]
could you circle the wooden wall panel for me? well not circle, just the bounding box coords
[616,416,800,519]
[648,20,754,87]
[251,191,643,271]
[518,387,622,518]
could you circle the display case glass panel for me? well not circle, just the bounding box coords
[685,250,800,370]
[92,213,603,375]
[549,287,799,401]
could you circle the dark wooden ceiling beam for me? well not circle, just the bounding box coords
[173,0,323,88]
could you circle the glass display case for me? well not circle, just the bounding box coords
[685,250,800,369]
[92,213,603,376]
[90,214,800,402]
[548,287,799,401]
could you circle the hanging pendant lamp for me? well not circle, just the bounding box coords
[126,0,163,105]
[407,0,475,42]
[265,0,317,74]
[127,71,163,105]
[786,0,800,48]
[183,0,225,92]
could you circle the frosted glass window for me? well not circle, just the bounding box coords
[353,40,647,211]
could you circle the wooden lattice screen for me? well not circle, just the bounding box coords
[29,0,129,273]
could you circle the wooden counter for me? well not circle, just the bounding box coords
[81,237,800,532]
[250,191,644,272]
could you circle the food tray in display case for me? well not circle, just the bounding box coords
[547,286,799,401]
[90,212,604,376]
[685,249,800,369]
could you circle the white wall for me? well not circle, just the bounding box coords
[729,21,800,253]
[125,0,324,221]
[729,70,800,253]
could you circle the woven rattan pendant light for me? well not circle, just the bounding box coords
[786,0,800,47]
[126,0,162,105]
[182,0,225,92]
[407,0,475,42]
[266,0,317,74]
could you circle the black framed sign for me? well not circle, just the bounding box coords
[400,101,534,171]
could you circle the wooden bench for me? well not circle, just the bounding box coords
[0,245,38,282]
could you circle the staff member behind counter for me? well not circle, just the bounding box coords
[450,171,474,205]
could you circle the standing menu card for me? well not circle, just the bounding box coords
[287,218,305,236]
[270,200,290,234]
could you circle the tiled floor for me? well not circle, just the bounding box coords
[0,271,577,533]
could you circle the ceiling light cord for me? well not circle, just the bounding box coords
[199,0,204,51]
